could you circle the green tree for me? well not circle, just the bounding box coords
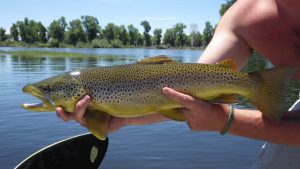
[48,16,67,42]
[10,24,19,41]
[194,32,203,47]
[103,23,115,42]
[81,15,100,42]
[219,0,236,16]
[202,21,214,48]
[136,32,144,46]
[0,28,7,41]
[113,25,121,40]
[163,28,175,47]
[189,23,203,47]
[190,23,197,47]
[67,19,87,45]
[174,23,187,47]
[36,22,47,43]
[127,24,139,46]
[118,25,128,46]
[153,28,162,45]
[140,20,152,46]
[16,18,45,43]
[16,18,32,43]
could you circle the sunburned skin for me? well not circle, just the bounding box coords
[225,0,300,78]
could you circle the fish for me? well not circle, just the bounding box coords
[21,56,297,140]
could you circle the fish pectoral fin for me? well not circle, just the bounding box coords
[136,55,177,64]
[216,59,237,70]
[204,94,239,104]
[159,108,185,121]
[85,109,110,140]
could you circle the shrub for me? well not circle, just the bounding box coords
[75,41,87,48]
[91,39,111,48]
[48,38,59,47]
[111,39,123,48]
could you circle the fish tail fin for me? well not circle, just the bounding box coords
[249,67,297,122]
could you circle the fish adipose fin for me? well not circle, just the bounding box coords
[249,67,297,122]
[159,108,185,121]
[137,55,177,64]
[216,59,237,70]
[85,108,110,140]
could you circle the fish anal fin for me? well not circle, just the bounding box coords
[137,55,177,64]
[85,108,110,140]
[206,94,239,103]
[217,59,237,70]
[159,108,185,121]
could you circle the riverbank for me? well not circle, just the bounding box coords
[0,41,203,51]
[0,49,137,61]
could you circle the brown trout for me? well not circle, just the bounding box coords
[21,56,296,140]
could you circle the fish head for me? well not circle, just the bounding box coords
[21,73,86,113]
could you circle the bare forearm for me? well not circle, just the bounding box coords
[226,107,300,146]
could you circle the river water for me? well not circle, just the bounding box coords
[0,47,298,169]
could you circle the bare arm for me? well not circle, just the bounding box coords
[163,0,300,145]
[162,87,300,146]
[198,1,253,67]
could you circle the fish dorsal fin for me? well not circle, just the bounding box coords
[136,55,177,64]
[217,59,237,70]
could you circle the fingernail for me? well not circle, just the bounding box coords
[83,95,90,102]
[162,88,172,95]
[162,87,169,93]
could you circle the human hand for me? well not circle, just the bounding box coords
[162,87,229,132]
[56,95,128,132]
[56,95,91,126]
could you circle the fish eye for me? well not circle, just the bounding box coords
[41,84,51,92]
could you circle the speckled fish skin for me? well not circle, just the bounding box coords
[75,63,255,117]
[21,56,296,140]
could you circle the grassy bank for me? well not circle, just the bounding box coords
[0,50,136,61]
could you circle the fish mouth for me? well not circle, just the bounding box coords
[21,85,55,112]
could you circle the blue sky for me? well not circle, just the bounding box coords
[1,0,225,34]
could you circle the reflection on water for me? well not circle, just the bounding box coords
[48,57,67,71]
[0,47,298,169]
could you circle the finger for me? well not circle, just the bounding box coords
[162,87,198,109]
[73,95,90,125]
[56,107,74,121]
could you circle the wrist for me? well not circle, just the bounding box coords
[209,104,231,132]
[220,104,236,135]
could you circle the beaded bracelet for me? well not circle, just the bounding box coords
[220,104,236,135]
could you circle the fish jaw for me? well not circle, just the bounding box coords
[21,85,56,112]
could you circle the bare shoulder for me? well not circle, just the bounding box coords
[223,0,300,78]
[217,0,276,33]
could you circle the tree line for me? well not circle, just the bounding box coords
[0,0,235,49]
